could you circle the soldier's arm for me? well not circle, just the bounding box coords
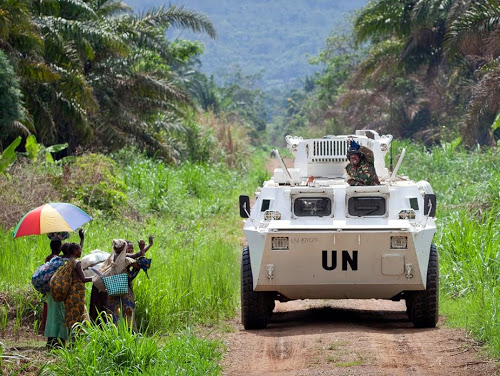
[360,146,375,166]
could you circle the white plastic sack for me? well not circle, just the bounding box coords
[81,249,110,270]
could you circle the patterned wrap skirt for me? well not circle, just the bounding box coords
[64,275,88,330]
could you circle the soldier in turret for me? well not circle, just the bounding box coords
[345,140,380,186]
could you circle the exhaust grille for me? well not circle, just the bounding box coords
[311,139,347,163]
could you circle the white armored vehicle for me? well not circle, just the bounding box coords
[239,130,437,329]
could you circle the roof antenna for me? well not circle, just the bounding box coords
[389,142,393,172]
[388,148,405,184]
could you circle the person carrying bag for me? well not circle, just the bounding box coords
[92,239,129,294]
[91,237,153,329]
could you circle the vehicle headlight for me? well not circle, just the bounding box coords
[391,236,408,249]
[398,209,416,219]
[264,210,282,220]
[272,237,289,250]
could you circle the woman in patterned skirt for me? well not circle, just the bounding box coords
[62,243,92,333]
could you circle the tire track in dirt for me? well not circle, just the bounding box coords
[220,299,498,376]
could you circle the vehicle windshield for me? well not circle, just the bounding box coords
[348,197,386,216]
[294,197,332,217]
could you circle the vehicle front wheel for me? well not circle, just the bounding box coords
[406,244,439,328]
[241,246,275,329]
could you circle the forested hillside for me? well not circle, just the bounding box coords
[272,0,500,147]
[127,0,367,90]
[1,0,499,159]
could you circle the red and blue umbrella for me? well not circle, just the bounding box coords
[12,203,92,238]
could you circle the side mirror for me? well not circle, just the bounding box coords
[239,195,250,218]
[423,194,436,217]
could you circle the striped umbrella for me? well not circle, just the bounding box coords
[12,203,92,238]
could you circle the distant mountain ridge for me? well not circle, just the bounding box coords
[127,0,367,90]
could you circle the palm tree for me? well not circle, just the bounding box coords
[1,0,216,157]
[445,0,500,145]
[347,1,472,141]
[0,0,46,138]
[187,72,221,113]
[354,0,413,45]
[0,49,24,146]
[84,3,216,160]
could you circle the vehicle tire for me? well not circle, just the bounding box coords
[241,246,274,329]
[406,244,439,328]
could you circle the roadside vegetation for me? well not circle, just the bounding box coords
[0,140,270,374]
[398,140,500,358]
[1,139,499,374]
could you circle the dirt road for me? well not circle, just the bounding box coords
[4,157,497,375]
[221,299,498,375]
[221,158,498,375]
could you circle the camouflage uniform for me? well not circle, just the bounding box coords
[346,146,380,186]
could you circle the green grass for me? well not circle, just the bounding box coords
[42,320,223,375]
[0,151,269,334]
[399,141,500,358]
[333,359,363,367]
[396,139,500,213]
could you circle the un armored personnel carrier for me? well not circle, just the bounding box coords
[239,130,438,329]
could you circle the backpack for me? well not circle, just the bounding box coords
[31,256,65,294]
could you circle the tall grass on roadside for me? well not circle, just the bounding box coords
[0,148,269,335]
[396,139,500,214]
[437,207,500,357]
[112,150,270,332]
[397,140,500,357]
[42,320,222,376]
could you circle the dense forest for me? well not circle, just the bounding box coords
[1,0,499,161]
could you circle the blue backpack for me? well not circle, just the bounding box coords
[31,256,65,294]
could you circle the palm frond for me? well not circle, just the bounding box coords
[17,59,60,83]
[37,16,129,58]
[112,15,170,57]
[30,93,58,143]
[54,91,88,125]
[445,0,500,58]
[59,0,98,20]
[94,0,132,18]
[54,65,98,111]
[93,109,179,162]
[351,39,403,85]
[138,5,216,39]
[8,120,32,136]
[354,0,410,44]
[463,66,500,145]
[412,0,454,28]
[486,27,500,56]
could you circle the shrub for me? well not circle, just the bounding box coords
[59,154,127,216]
